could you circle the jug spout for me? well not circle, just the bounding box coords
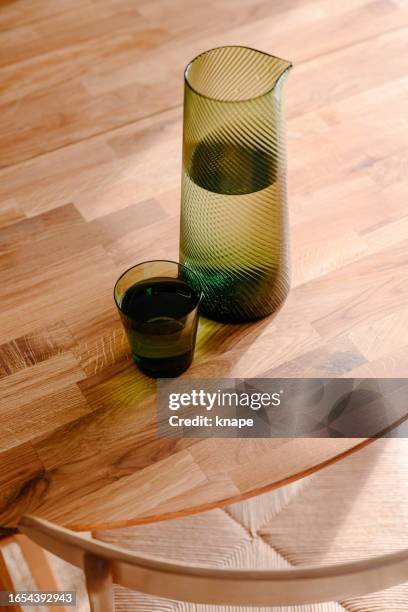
[266,52,293,96]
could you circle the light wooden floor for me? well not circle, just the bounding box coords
[0,0,407,530]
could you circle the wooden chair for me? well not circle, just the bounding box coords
[0,514,406,611]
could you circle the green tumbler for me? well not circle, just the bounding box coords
[179,46,293,322]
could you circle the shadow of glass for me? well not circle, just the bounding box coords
[186,314,278,377]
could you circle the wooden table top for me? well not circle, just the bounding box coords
[0,0,407,531]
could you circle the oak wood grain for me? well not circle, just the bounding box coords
[0,0,407,530]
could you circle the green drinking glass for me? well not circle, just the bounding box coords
[114,260,202,378]
[180,46,293,322]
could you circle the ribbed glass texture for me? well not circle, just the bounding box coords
[180,46,292,322]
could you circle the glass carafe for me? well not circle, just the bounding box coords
[180,46,292,322]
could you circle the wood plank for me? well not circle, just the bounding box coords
[0,323,74,378]
[288,74,408,195]
[0,199,25,229]
[35,450,207,529]
[0,444,43,490]
[0,245,118,344]
[0,203,84,255]
[0,443,45,528]
[0,29,169,105]
[263,336,367,378]
[0,385,92,452]
[71,327,130,377]
[349,307,408,361]
[344,344,408,378]
[288,26,408,119]
[89,197,166,249]
[292,229,369,287]
[105,213,179,267]
[310,240,408,339]
[274,239,408,338]
[0,353,85,416]
[0,0,94,32]
[0,2,154,67]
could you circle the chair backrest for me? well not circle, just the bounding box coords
[19,515,408,611]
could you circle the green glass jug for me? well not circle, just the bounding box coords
[179,46,292,323]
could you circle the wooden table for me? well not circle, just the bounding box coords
[0,0,407,531]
